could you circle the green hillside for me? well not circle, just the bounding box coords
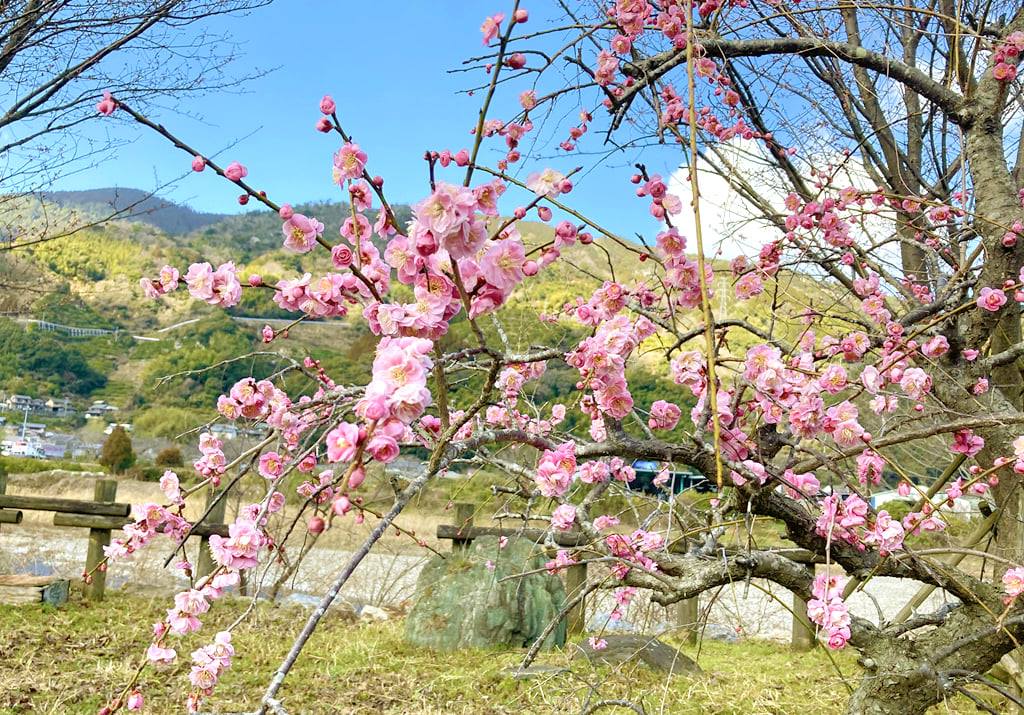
[0,192,850,452]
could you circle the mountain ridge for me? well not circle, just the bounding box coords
[41,187,229,235]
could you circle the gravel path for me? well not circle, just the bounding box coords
[0,526,428,609]
[586,576,955,642]
[0,526,954,641]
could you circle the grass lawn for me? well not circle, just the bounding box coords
[0,593,993,714]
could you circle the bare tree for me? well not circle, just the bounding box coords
[0,0,270,251]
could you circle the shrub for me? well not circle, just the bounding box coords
[126,464,163,482]
[155,446,184,467]
[878,499,913,523]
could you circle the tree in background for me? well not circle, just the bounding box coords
[79,2,1024,714]
[99,426,134,474]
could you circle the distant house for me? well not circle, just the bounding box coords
[103,422,132,435]
[210,423,240,440]
[86,401,119,419]
[210,423,268,440]
[5,394,35,411]
[44,397,76,417]
[245,424,270,437]
[3,394,76,416]
[41,443,66,459]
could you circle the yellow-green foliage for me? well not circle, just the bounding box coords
[5,199,857,424]
[133,406,214,439]
[26,226,151,281]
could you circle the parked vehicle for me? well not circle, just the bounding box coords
[629,459,715,496]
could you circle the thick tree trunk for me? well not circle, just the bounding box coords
[845,602,1023,714]
[961,98,1024,565]
[845,642,942,715]
[846,677,939,715]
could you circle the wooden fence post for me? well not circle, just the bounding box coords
[565,562,588,636]
[677,597,699,645]
[195,489,227,581]
[84,479,117,602]
[452,501,474,553]
[791,590,814,651]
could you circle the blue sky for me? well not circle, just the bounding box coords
[59,1,684,239]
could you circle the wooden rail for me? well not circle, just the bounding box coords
[0,477,227,602]
[436,524,589,547]
[50,513,228,537]
[0,494,130,517]
[437,501,820,650]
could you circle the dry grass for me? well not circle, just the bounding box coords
[0,593,991,715]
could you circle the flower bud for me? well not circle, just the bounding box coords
[348,466,366,489]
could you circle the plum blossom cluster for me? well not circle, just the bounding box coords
[816,494,905,554]
[567,313,656,436]
[807,573,852,649]
[371,179,541,330]
[193,432,228,483]
[576,457,635,485]
[992,32,1024,82]
[648,399,682,431]
[672,348,752,461]
[605,529,665,579]
[102,499,191,563]
[607,586,637,623]
[272,268,374,318]
[217,377,293,427]
[632,173,682,220]
[186,631,235,712]
[545,548,578,574]
[593,4,777,146]
[140,261,242,307]
[139,265,179,298]
[815,493,923,555]
[484,363,568,436]
[535,441,577,497]
[1004,567,1024,601]
[657,228,716,309]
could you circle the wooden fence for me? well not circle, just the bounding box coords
[437,501,821,650]
[0,475,227,601]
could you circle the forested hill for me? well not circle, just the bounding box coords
[0,189,829,450]
[41,188,228,235]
